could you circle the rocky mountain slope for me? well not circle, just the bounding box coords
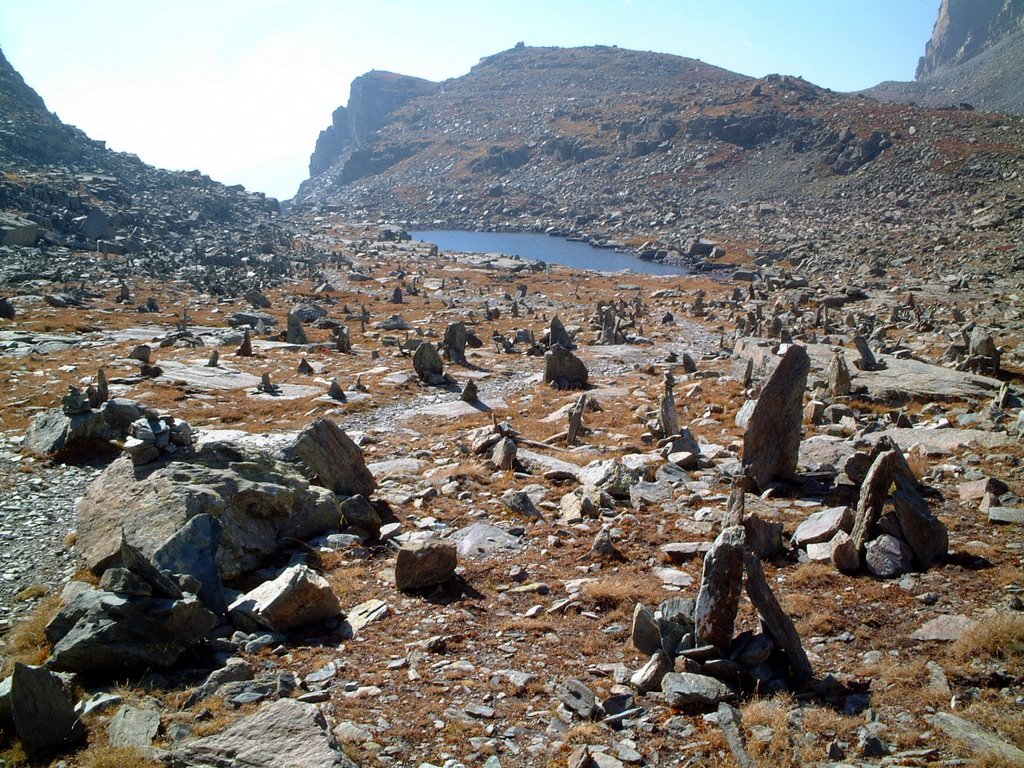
[295,44,1024,281]
[863,0,1024,114]
[0,46,290,292]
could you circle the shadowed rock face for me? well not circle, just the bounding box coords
[308,70,437,178]
[916,0,1024,79]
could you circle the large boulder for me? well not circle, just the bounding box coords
[277,418,376,498]
[741,344,810,489]
[76,440,341,580]
[168,698,356,768]
[45,587,217,673]
[22,408,114,456]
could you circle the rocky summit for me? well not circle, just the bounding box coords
[1,5,1024,768]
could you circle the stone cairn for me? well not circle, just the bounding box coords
[122,413,197,465]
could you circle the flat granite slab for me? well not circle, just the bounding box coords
[401,396,508,419]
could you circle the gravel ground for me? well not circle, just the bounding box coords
[0,436,102,630]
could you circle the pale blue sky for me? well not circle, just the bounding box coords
[0,0,940,200]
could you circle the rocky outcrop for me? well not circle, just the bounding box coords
[75,440,342,580]
[307,70,436,179]
[916,0,1024,78]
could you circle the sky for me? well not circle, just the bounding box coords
[0,0,940,201]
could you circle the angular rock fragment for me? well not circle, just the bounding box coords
[743,552,814,684]
[741,345,809,489]
[413,341,446,384]
[9,663,85,756]
[280,417,377,497]
[694,526,746,650]
[661,672,735,710]
[230,564,341,631]
[865,534,914,578]
[544,344,588,390]
[169,698,356,768]
[395,539,457,591]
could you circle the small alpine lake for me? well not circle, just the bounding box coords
[409,230,690,276]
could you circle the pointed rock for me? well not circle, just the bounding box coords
[741,344,809,489]
[694,526,746,649]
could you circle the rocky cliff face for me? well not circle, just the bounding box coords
[916,0,1024,78]
[308,71,436,178]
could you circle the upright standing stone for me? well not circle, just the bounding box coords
[0,296,16,320]
[544,345,588,390]
[287,313,309,345]
[658,372,680,437]
[334,325,352,353]
[827,349,851,397]
[694,526,746,650]
[413,341,445,385]
[235,329,253,357]
[851,445,917,554]
[743,552,813,684]
[549,315,574,349]
[442,321,468,365]
[852,335,881,371]
[741,345,809,490]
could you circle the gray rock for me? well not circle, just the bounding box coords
[228,310,276,328]
[442,321,468,365]
[631,603,661,656]
[45,588,217,673]
[989,506,1024,524]
[154,514,225,613]
[830,531,861,573]
[290,302,327,323]
[108,705,161,748]
[910,614,976,642]
[548,315,574,349]
[492,436,517,471]
[23,407,114,457]
[543,345,588,389]
[280,417,377,498]
[413,341,445,384]
[339,494,382,539]
[578,459,639,499]
[286,313,309,344]
[169,698,356,768]
[9,663,85,756]
[661,672,735,710]
[865,534,914,579]
[694,526,746,649]
[76,441,342,581]
[558,678,598,719]
[891,475,947,569]
[925,712,1024,764]
[99,567,152,597]
[850,445,917,555]
[741,345,809,489]
[793,506,853,547]
[448,522,522,558]
[630,651,673,694]
[395,539,457,591]
[229,564,341,632]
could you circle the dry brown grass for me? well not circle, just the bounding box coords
[742,695,796,766]
[0,593,62,674]
[950,611,1024,670]
[324,563,372,601]
[580,573,663,613]
[79,746,163,768]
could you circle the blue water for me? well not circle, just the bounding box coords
[409,230,689,276]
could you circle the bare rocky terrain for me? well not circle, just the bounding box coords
[1,5,1023,768]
